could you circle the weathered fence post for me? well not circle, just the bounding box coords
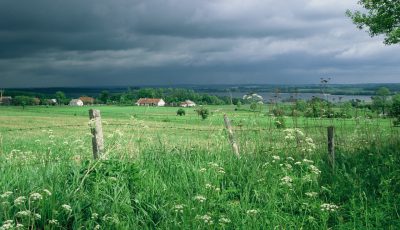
[89,109,104,159]
[327,126,335,169]
[224,114,240,158]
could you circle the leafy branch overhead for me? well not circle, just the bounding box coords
[346,0,400,45]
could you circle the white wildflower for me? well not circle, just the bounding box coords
[173,204,184,213]
[305,192,318,198]
[34,213,41,220]
[280,176,293,187]
[16,210,31,217]
[62,204,72,213]
[199,168,207,173]
[91,213,99,220]
[0,191,12,199]
[309,165,321,175]
[246,209,259,215]
[43,189,52,196]
[94,225,101,230]
[194,195,206,203]
[320,203,339,212]
[14,196,26,206]
[287,157,294,161]
[303,159,314,164]
[48,219,59,225]
[1,220,13,230]
[197,214,213,224]
[272,155,280,160]
[219,217,231,224]
[30,193,43,201]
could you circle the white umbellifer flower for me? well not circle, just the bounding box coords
[30,193,43,201]
[303,159,314,164]
[309,165,321,175]
[305,192,318,198]
[217,167,225,174]
[205,184,212,189]
[173,204,184,213]
[320,203,339,212]
[14,196,26,206]
[16,210,31,217]
[16,223,23,229]
[0,191,13,199]
[43,189,52,196]
[62,204,72,213]
[91,213,99,220]
[208,162,219,168]
[48,219,59,225]
[280,176,293,187]
[1,220,14,230]
[219,217,231,224]
[272,155,280,160]
[246,209,259,215]
[287,157,294,161]
[197,214,213,224]
[34,213,41,220]
[94,225,101,230]
[199,168,206,173]
[294,161,301,165]
[194,195,206,203]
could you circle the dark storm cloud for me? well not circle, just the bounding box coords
[0,0,399,87]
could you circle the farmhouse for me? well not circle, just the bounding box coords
[135,98,165,106]
[69,99,84,106]
[181,100,196,107]
[0,96,12,105]
[79,96,95,105]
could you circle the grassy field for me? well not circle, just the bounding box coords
[0,105,399,229]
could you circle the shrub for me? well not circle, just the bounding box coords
[177,108,186,116]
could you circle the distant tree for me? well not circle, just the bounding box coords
[99,90,110,104]
[346,0,400,45]
[55,91,67,105]
[13,96,34,109]
[372,87,391,115]
[391,94,400,126]
[177,108,186,116]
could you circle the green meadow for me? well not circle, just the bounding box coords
[0,105,399,229]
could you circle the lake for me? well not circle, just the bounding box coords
[210,92,372,103]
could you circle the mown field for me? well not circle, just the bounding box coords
[0,105,399,229]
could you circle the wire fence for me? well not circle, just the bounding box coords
[1,111,399,165]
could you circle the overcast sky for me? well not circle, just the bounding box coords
[0,0,399,88]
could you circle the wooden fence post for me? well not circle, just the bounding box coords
[224,114,240,158]
[89,109,104,159]
[327,126,335,169]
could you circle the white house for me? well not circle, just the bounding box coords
[135,98,165,106]
[180,100,196,107]
[69,99,84,106]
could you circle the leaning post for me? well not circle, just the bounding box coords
[89,109,104,160]
[224,114,240,158]
[327,126,335,170]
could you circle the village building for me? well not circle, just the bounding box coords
[48,99,57,105]
[79,96,95,105]
[180,100,196,107]
[0,96,12,105]
[135,98,166,106]
[69,99,84,106]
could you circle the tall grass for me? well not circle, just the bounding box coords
[0,106,399,229]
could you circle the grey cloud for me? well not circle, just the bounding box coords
[0,0,399,87]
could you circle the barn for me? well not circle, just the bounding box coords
[69,99,84,106]
[135,98,166,106]
[180,100,196,107]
